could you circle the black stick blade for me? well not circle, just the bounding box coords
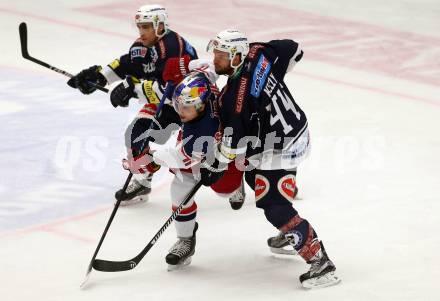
[19,22,29,58]
[93,259,137,272]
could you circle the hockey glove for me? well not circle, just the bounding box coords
[67,65,107,94]
[199,157,227,186]
[138,80,162,104]
[122,151,160,174]
[162,55,190,85]
[110,76,139,108]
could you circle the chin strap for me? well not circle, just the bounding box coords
[155,27,168,39]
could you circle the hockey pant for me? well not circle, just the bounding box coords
[210,161,244,196]
[171,163,244,238]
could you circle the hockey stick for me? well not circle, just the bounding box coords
[92,181,203,272]
[19,22,109,93]
[81,82,175,285]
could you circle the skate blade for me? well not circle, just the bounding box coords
[301,271,341,289]
[167,257,192,271]
[118,195,149,207]
[270,247,298,256]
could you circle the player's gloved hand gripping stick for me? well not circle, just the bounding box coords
[19,22,109,94]
[80,82,174,284]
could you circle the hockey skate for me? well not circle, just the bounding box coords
[229,180,245,210]
[166,222,198,271]
[300,242,341,289]
[114,173,152,206]
[267,231,298,255]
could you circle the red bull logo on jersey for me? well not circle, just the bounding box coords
[251,54,271,98]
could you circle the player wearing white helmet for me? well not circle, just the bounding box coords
[67,4,198,206]
[207,29,249,72]
[202,29,341,288]
[135,4,169,42]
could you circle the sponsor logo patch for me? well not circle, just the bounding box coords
[142,80,160,104]
[285,230,303,248]
[277,175,296,202]
[248,44,265,60]
[235,77,248,113]
[143,63,155,73]
[131,46,147,59]
[228,37,247,42]
[159,40,166,59]
[255,175,270,202]
[251,54,271,98]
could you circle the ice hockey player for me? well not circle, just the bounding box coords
[67,4,198,206]
[200,29,341,288]
[123,62,245,270]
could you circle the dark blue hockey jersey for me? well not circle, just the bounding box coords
[180,97,221,160]
[116,30,198,155]
[217,40,307,159]
[153,96,222,170]
[104,30,198,85]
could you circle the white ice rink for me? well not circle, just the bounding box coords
[1,0,439,300]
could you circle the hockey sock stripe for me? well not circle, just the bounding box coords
[172,202,197,215]
[279,214,303,233]
[175,212,197,222]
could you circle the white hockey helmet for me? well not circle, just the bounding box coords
[135,4,169,38]
[206,29,249,69]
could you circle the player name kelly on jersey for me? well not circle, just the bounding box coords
[218,39,308,160]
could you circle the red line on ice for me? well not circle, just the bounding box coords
[0,180,173,243]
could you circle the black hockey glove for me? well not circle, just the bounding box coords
[67,65,107,95]
[110,76,138,108]
[199,157,227,186]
